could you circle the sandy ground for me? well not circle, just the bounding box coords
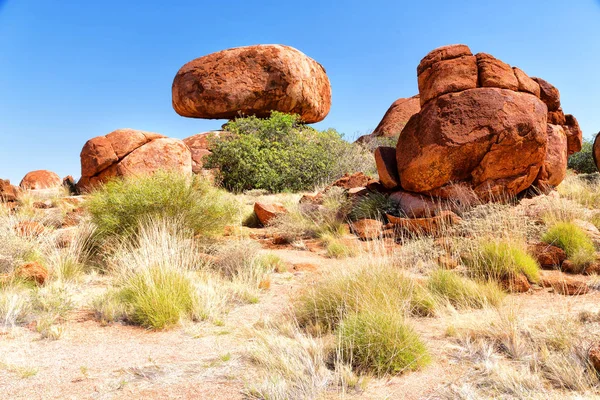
[2,237,600,399]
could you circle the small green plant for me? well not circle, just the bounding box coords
[258,253,288,273]
[466,240,540,284]
[337,310,430,376]
[86,171,235,240]
[349,192,394,221]
[205,112,374,193]
[325,240,357,259]
[427,269,504,309]
[542,222,596,271]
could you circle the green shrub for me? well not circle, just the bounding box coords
[86,171,235,239]
[427,269,504,309]
[205,112,374,193]
[295,264,435,333]
[568,139,596,174]
[337,310,430,376]
[542,222,596,270]
[349,192,394,221]
[324,239,357,259]
[466,240,540,284]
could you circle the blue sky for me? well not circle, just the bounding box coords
[1,0,599,182]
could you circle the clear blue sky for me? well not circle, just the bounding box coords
[1,1,599,183]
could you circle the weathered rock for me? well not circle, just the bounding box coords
[15,262,48,285]
[0,179,19,202]
[417,44,473,75]
[172,44,331,123]
[332,172,371,190]
[535,124,568,188]
[62,176,78,195]
[350,219,383,240]
[528,242,566,269]
[375,147,400,189]
[389,190,443,218]
[14,221,45,237]
[183,131,220,173]
[386,210,461,236]
[372,96,420,137]
[500,273,531,293]
[116,138,191,177]
[573,219,600,246]
[476,53,518,91]
[547,109,566,125]
[397,88,547,200]
[348,187,368,197]
[560,260,582,275]
[418,52,478,105]
[78,129,191,192]
[540,270,589,295]
[19,170,62,190]
[532,77,561,111]
[512,67,540,97]
[254,202,287,226]
[564,114,582,156]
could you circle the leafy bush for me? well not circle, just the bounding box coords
[427,269,504,309]
[568,139,596,174]
[466,240,540,284]
[337,310,430,376]
[542,222,596,270]
[86,171,235,240]
[205,112,374,193]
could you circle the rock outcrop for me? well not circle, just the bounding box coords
[381,44,581,200]
[0,179,19,202]
[182,131,220,174]
[78,129,192,191]
[19,170,62,190]
[172,45,331,124]
[356,96,420,143]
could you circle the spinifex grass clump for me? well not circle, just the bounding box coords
[466,240,540,284]
[294,263,435,334]
[542,222,596,271]
[427,269,504,309]
[337,310,430,376]
[86,171,236,240]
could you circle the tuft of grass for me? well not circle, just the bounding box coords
[258,253,288,273]
[294,263,435,334]
[337,310,430,376]
[466,240,540,284]
[320,234,357,259]
[427,269,504,309]
[0,286,31,329]
[542,222,596,271]
[348,192,393,221]
[245,322,331,400]
[118,265,195,330]
[86,171,236,240]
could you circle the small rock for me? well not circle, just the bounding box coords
[14,221,45,237]
[350,219,383,240]
[528,242,566,269]
[386,211,461,236]
[15,262,48,285]
[254,202,287,226]
[375,147,400,189]
[500,273,531,293]
[589,343,600,373]
[540,271,589,295]
[332,172,371,190]
[348,187,368,197]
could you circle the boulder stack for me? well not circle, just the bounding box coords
[172,44,331,124]
[374,44,582,201]
[77,129,192,192]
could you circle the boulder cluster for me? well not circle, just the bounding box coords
[373,44,582,201]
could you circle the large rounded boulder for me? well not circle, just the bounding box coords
[19,170,62,190]
[78,129,191,192]
[172,44,331,123]
[385,44,582,200]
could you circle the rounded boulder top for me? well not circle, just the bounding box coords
[171,44,332,124]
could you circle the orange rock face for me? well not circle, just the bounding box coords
[19,170,62,190]
[397,88,547,199]
[374,147,400,189]
[386,210,461,236]
[350,219,383,240]
[0,179,19,202]
[172,45,331,124]
[594,132,600,172]
[254,202,288,226]
[378,44,581,201]
[15,262,48,285]
[183,132,220,174]
[78,129,191,192]
[373,96,421,137]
